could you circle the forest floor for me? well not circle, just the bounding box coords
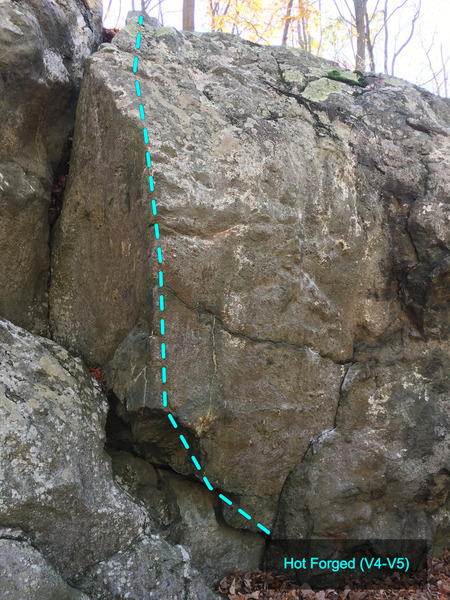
[216,549,449,599]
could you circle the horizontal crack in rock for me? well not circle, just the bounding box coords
[165,285,352,364]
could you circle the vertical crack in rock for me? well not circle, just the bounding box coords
[43,13,450,565]
[0,0,102,337]
[47,135,74,338]
[199,317,219,435]
[405,206,421,265]
[269,356,352,540]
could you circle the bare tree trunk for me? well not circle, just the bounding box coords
[316,0,324,55]
[104,0,114,20]
[115,0,122,28]
[441,43,448,97]
[353,0,366,70]
[183,0,195,31]
[157,0,165,25]
[282,0,294,45]
[302,15,309,52]
[365,5,375,70]
[383,0,388,73]
[297,20,304,49]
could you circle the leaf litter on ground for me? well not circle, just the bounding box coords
[217,549,449,600]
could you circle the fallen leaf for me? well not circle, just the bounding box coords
[349,592,369,600]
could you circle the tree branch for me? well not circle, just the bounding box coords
[391,0,421,75]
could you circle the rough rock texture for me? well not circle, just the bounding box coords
[110,450,265,582]
[0,317,145,578]
[0,317,215,599]
[74,535,217,600]
[273,333,450,545]
[0,0,102,335]
[0,528,89,600]
[156,469,265,582]
[50,14,449,552]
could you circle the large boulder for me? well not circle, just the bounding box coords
[0,0,102,335]
[273,331,450,545]
[50,14,449,546]
[0,317,215,598]
[0,317,145,578]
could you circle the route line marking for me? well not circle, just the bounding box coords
[133,13,270,537]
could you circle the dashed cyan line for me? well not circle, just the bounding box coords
[133,14,270,538]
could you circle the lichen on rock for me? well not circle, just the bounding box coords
[0,5,449,597]
[49,11,450,551]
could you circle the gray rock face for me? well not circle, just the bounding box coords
[0,317,146,578]
[109,450,265,582]
[157,469,266,582]
[74,535,217,600]
[0,317,219,598]
[0,528,89,600]
[274,334,450,542]
[0,4,448,595]
[0,0,102,335]
[49,14,449,548]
